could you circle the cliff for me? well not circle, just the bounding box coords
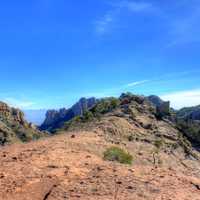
[40,97,97,131]
[0,101,44,145]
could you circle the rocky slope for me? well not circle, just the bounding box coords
[0,101,44,145]
[40,97,97,131]
[61,93,198,156]
[1,127,200,199]
[41,95,171,133]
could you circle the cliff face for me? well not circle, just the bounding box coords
[0,102,24,124]
[0,101,43,145]
[40,97,97,131]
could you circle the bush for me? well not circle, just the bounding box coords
[128,134,134,142]
[154,138,164,149]
[92,97,120,115]
[103,146,133,165]
[82,111,93,122]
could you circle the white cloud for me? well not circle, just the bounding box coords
[94,1,154,35]
[161,89,200,109]
[3,98,36,109]
[118,1,153,12]
[95,13,115,35]
[125,80,149,87]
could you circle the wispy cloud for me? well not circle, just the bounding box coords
[113,1,154,12]
[161,89,200,109]
[95,13,115,35]
[94,0,154,35]
[3,97,36,109]
[125,80,149,87]
[82,70,200,102]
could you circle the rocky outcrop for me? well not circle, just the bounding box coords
[41,94,172,133]
[0,101,43,145]
[61,93,198,160]
[40,97,97,131]
[147,95,170,117]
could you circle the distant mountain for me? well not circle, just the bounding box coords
[176,105,200,120]
[40,97,97,131]
[23,109,47,125]
[175,105,200,144]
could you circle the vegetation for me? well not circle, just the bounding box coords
[63,97,121,130]
[152,138,164,166]
[154,138,164,149]
[128,134,135,142]
[103,146,133,165]
[91,97,120,115]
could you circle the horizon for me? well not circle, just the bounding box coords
[0,0,200,110]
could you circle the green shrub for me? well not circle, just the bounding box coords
[128,134,134,142]
[110,98,120,109]
[154,138,164,149]
[103,146,133,165]
[92,97,120,115]
[82,111,94,122]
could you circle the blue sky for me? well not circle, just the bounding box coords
[0,0,200,110]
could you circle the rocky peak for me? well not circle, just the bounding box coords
[147,95,170,117]
[0,102,26,125]
[40,97,97,131]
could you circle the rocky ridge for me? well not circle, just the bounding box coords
[40,97,97,131]
[0,101,44,145]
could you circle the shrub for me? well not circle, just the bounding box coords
[82,111,93,122]
[110,98,120,109]
[103,146,133,165]
[154,138,164,149]
[128,134,134,142]
[92,97,120,115]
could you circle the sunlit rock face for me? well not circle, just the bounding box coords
[0,101,43,145]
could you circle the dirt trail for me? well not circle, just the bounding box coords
[0,132,200,200]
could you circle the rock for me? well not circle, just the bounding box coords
[147,95,170,117]
[0,101,43,145]
[40,97,97,132]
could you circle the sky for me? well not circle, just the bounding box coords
[0,0,200,110]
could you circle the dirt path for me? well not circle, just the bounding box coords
[0,132,200,200]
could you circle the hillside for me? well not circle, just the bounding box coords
[1,128,200,199]
[0,101,44,145]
